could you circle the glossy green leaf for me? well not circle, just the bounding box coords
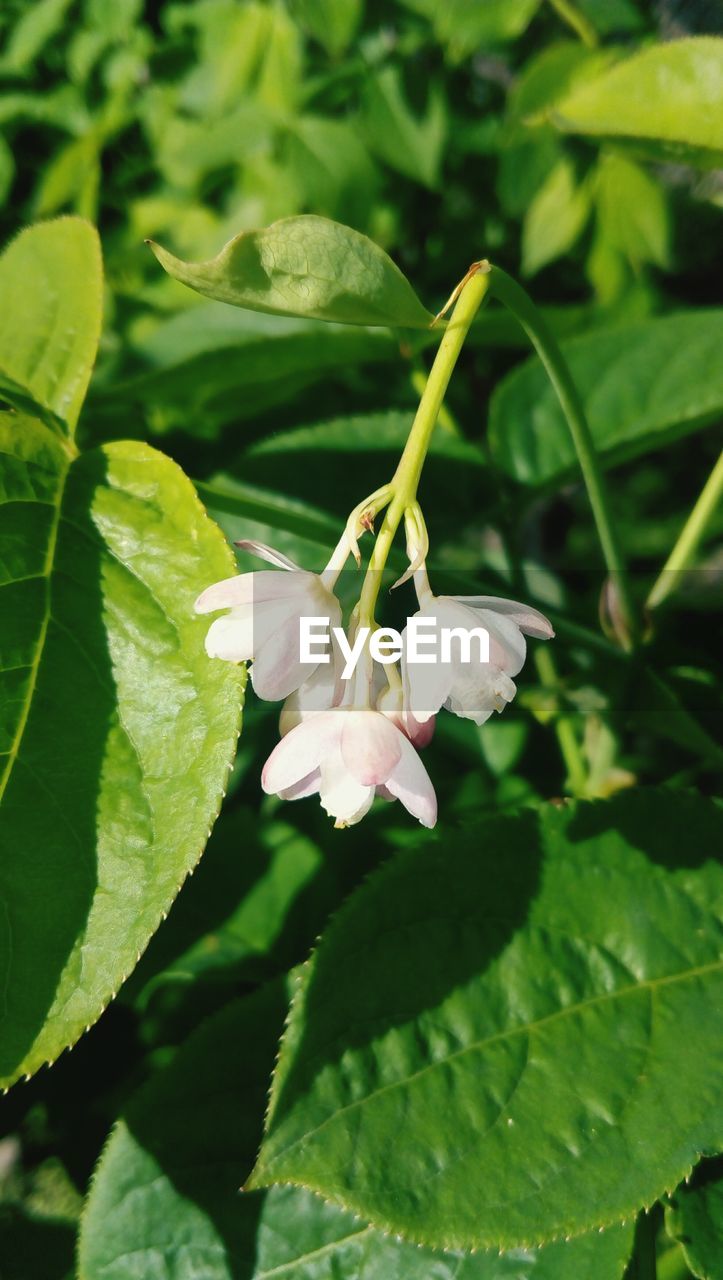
[489,311,723,486]
[79,979,635,1279]
[0,218,102,437]
[250,790,723,1249]
[147,215,433,328]
[361,66,446,189]
[551,37,723,163]
[0,420,243,1087]
[521,157,591,276]
[667,1158,723,1280]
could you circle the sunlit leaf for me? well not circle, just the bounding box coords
[289,0,362,58]
[148,215,433,328]
[551,37,723,164]
[250,790,723,1249]
[0,218,102,437]
[0,420,243,1087]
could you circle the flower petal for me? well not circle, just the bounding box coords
[195,569,312,614]
[279,768,321,801]
[204,609,254,661]
[386,736,437,828]
[234,539,304,572]
[340,711,402,786]
[452,595,554,640]
[319,746,375,825]
[261,712,342,795]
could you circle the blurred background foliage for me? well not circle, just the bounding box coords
[0,2,722,1276]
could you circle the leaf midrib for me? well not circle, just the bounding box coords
[0,454,70,808]
[259,953,723,1175]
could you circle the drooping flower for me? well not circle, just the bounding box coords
[403,577,554,726]
[195,539,344,701]
[262,708,437,828]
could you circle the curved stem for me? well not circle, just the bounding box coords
[647,448,723,611]
[488,265,638,650]
[547,0,598,46]
[357,264,491,627]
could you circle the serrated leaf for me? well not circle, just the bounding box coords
[489,311,723,486]
[521,157,591,276]
[147,215,433,328]
[249,790,723,1250]
[78,979,635,1279]
[0,420,243,1087]
[551,37,723,164]
[0,218,102,437]
[667,1157,723,1280]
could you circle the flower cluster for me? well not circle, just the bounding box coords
[195,528,553,830]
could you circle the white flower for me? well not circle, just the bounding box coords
[262,708,437,828]
[194,540,343,702]
[403,590,554,726]
[376,681,435,748]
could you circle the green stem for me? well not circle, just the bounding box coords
[646,448,723,611]
[488,265,638,649]
[547,0,598,46]
[357,265,491,627]
[534,646,588,796]
[657,1243,691,1280]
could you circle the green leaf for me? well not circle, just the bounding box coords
[249,790,723,1249]
[489,311,723,486]
[361,66,447,189]
[667,1158,723,1280]
[289,0,362,58]
[0,0,73,74]
[147,215,433,328]
[594,153,669,271]
[551,37,723,164]
[521,157,591,276]
[78,979,635,1279]
[0,420,243,1087]
[105,303,399,434]
[0,218,103,437]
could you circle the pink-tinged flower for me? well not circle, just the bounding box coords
[262,708,437,828]
[194,540,342,702]
[403,591,554,726]
[376,682,435,749]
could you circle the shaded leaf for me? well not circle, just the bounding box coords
[0,218,102,437]
[104,302,399,434]
[489,311,723,486]
[79,981,635,1279]
[250,791,723,1249]
[551,37,723,164]
[0,420,243,1087]
[148,215,433,328]
[667,1157,723,1280]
